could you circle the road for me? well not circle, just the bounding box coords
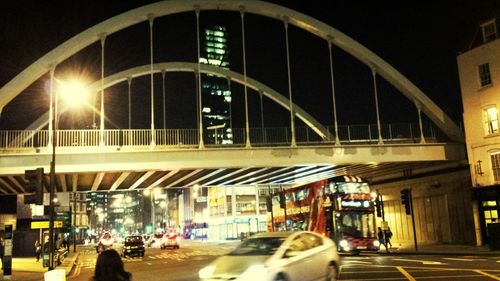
[340,253,500,281]
[11,242,500,281]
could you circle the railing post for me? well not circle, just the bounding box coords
[389,124,393,140]
[347,125,351,142]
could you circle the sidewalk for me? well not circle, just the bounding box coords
[10,250,79,275]
[380,243,500,256]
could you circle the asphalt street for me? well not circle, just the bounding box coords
[4,243,500,281]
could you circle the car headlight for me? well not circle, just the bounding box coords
[373,240,380,247]
[199,265,216,279]
[239,264,267,281]
[339,239,349,248]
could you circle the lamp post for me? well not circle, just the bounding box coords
[47,75,90,270]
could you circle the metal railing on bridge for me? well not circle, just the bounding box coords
[0,122,440,150]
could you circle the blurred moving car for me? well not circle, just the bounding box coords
[160,233,180,249]
[199,231,340,281]
[96,231,114,254]
[122,235,145,257]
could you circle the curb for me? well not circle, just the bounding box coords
[382,251,500,256]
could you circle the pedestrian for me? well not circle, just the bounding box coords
[0,237,4,270]
[35,240,42,262]
[92,249,131,281]
[384,227,393,248]
[377,227,389,253]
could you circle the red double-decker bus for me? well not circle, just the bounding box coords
[268,176,379,253]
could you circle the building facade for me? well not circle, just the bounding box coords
[69,192,89,241]
[200,25,233,144]
[372,167,476,246]
[457,18,500,244]
[197,185,282,241]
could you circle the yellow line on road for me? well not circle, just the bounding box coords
[473,270,500,280]
[396,266,416,281]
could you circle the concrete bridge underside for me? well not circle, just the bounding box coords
[0,143,466,194]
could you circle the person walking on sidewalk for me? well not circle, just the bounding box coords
[0,237,4,270]
[384,227,393,249]
[35,240,42,262]
[377,227,389,253]
[92,249,132,281]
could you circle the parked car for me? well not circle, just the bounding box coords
[199,231,340,281]
[122,235,145,257]
[160,233,180,249]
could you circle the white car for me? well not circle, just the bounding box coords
[199,231,340,281]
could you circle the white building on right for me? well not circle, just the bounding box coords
[457,18,500,245]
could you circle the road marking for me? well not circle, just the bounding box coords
[146,262,152,265]
[396,266,416,281]
[343,260,372,264]
[443,258,474,262]
[473,270,500,280]
[393,258,447,265]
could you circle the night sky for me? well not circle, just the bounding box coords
[1,0,498,131]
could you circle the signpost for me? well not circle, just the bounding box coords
[31,221,63,229]
[3,224,13,280]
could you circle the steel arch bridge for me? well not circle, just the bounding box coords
[0,0,466,194]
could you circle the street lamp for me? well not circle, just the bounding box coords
[47,75,89,270]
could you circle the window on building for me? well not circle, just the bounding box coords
[478,63,492,87]
[491,152,500,182]
[484,107,499,135]
[481,20,497,43]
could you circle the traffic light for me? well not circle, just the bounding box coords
[279,193,286,209]
[266,196,273,212]
[400,188,411,215]
[24,168,44,205]
[375,196,382,217]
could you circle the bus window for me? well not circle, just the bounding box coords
[336,212,375,238]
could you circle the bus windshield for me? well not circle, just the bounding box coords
[336,212,375,238]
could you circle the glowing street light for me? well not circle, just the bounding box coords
[47,74,90,270]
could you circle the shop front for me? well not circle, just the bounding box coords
[473,186,500,243]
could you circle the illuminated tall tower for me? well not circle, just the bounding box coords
[199,25,232,144]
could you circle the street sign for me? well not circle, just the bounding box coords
[31,220,63,229]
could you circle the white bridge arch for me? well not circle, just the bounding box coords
[0,0,463,142]
[27,62,332,140]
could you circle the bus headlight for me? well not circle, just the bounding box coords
[373,240,380,247]
[339,239,349,248]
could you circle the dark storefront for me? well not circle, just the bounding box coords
[473,186,500,243]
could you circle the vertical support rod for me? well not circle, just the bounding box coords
[416,103,426,144]
[48,66,56,270]
[162,69,166,130]
[409,189,418,251]
[99,33,106,146]
[127,77,132,130]
[259,91,265,143]
[148,15,156,147]
[240,8,251,148]
[371,68,384,144]
[227,77,233,141]
[73,192,77,253]
[328,40,340,145]
[195,8,204,149]
[283,17,296,147]
[268,185,274,232]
